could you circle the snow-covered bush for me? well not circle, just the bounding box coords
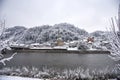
[0,66,119,79]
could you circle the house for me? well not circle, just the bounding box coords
[56,38,65,46]
[87,37,94,43]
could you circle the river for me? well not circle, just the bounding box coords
[0,52,120,72]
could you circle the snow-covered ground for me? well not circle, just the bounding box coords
[0,75,117,80]
[0,75,49,80]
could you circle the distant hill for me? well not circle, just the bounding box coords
[90,31,108,40]
[0,23,108,44]
[0,26,27,41]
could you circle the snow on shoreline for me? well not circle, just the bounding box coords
[0,75,49,80]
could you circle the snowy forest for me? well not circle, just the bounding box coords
[0,23,108,44]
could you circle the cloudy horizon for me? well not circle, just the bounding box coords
[0,0,119,32]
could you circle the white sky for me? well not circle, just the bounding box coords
[0,0,119,32]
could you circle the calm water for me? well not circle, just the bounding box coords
[0,52,120,71]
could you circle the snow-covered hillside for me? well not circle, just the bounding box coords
[0,23,89,44]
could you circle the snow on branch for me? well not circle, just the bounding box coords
[0,52,17,66]
[108,17,120,61]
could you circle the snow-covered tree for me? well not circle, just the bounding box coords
[0,20,17,66]
[0,19,6,51]
[108,4,120,61]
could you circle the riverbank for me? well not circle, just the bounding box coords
[11,49,110,54]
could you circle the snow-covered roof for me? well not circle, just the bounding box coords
[67,47,78,51]
[69,40,79,44]
[31,43,40,46]
[53,46,67,49]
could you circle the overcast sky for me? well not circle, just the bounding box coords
[0,0,119,32]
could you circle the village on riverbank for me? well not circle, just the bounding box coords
[8,35,110,53]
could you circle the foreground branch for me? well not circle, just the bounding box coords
[0,52,17,66]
